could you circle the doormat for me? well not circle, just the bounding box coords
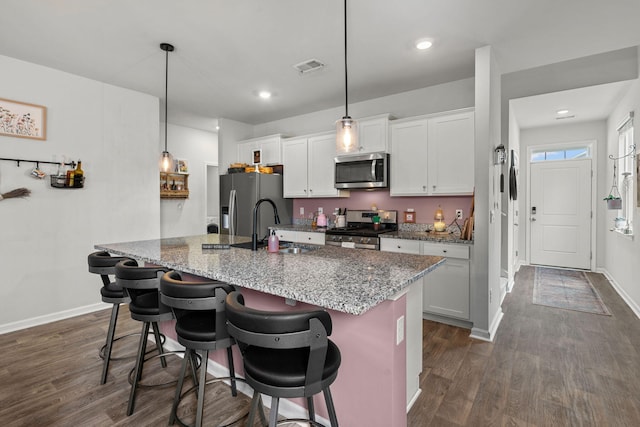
[533,267,611,316]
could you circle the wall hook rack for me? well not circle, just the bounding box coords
[608,144,636,161]
[0,157,76,169]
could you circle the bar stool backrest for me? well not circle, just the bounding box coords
[88,251,133,286]
[115,259,171,316]
[225,291,333,394]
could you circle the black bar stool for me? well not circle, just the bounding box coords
[115,259,173,416]
[225,291,341,427]
[87,251,135,384]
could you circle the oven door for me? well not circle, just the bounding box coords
[334,152,388,189]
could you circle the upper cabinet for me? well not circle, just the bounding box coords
[282,132,349,198]
[237,134,283,165]
[336,114,390,156]
[390,109,474,196]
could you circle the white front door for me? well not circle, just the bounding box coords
[529,159,592,269]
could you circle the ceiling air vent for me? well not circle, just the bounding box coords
[293,59,325,74]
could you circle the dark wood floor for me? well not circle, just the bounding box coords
[408,265,640,426]
[1,266,640,426]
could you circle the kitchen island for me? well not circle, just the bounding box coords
[96,233,444,427]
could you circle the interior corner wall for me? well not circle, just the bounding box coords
[0,54,160,330]
[160,123,218,238]
[603,76,640,315]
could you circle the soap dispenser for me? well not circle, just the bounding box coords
[268,230,279,253]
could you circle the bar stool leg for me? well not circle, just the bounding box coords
[226,346,237,396]
[127,321,150,416]
[307,397,315,423]
[169,348,191,425]
[195,349,210,427]
[323,388,339,427]
[151,321,167,368]
[100,303,120,384]
[268,396,280,427]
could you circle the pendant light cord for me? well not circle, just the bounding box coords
[344,0,349,118]
[164,47,169,152]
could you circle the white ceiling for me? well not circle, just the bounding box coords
[1,0,639,131]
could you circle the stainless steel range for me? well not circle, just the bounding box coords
[325,210,398,250]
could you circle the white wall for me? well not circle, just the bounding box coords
[0,55,160,330]
[471,46,503,340]
[519,120,607,266]
[160,123,218,238]
[603,75,640,316]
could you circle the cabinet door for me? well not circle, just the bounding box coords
[282,138,309,197]
[308,133,341,197]
[427,111,474,195]
[260,136,282,165]
[422,256,470,320]
[237,140,259,165]
[390,119,429,196]
[349,115,389,154]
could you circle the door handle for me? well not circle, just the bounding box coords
[531,217,536,221]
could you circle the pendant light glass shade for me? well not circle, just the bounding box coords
[336,116,358,153]
[160,150,174,173]
[336,0,358,154]
[159,42,175,172]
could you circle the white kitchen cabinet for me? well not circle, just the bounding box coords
[421,242,470,320]
[427,111,474,195]
[237,135,282,165]
[389,109,474,196]
[390,118,429,195]
[282,132,349,198]
[380,238,471,321]
[272,229,325,245]
[336,114,390,155]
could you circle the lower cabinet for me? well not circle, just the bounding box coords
[273,229,325,245]
[380,238,470,321]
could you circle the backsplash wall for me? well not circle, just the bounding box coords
[293,191,473,226]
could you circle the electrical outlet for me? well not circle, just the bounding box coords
[318,207,323,214]
[396,316,405,345]
[456,209,463,219]
[299,207,304,216]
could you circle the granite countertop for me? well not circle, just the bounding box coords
[96,234,443,316]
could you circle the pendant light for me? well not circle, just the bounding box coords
[336,0,358,153]
[159,42,175,173]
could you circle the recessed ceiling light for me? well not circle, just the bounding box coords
[258,91,272,99]
[556,109,570,115]
[415,39,433,50]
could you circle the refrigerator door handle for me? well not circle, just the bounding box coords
[229,189,237,236]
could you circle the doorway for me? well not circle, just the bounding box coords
[527,143,595,270]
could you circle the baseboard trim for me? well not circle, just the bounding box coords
[422,312,472,329]
[470,309,504,342]
[597,267,640,320]
[0,302,108,335]
[162,337,332,426]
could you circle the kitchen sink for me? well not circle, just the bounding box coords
[230,241,267,250]
[278,244,320,255]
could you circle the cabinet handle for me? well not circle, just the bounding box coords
[433,185,436,190]
[422,185,426,191]
[443,250,447,253]
[397,245,401,249]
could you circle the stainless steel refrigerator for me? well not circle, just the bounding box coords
[220,173,292,239]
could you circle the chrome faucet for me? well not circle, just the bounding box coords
[252,198,281,251]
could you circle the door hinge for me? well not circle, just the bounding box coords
[590,251,593,260]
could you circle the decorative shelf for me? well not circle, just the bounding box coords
[160,172,189,199]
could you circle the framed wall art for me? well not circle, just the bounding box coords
[0,98,47,140]
[176,159,189,174]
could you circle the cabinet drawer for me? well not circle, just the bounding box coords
[380,238,421,254]
[275,230,297,242]
[421,242,469,259]
[297,232,325,245]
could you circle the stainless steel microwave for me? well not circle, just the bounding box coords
[334,152,389,189]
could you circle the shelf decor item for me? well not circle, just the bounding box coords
[0,187,31,201]
[604,161,622,210]
[0,97,46,140]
